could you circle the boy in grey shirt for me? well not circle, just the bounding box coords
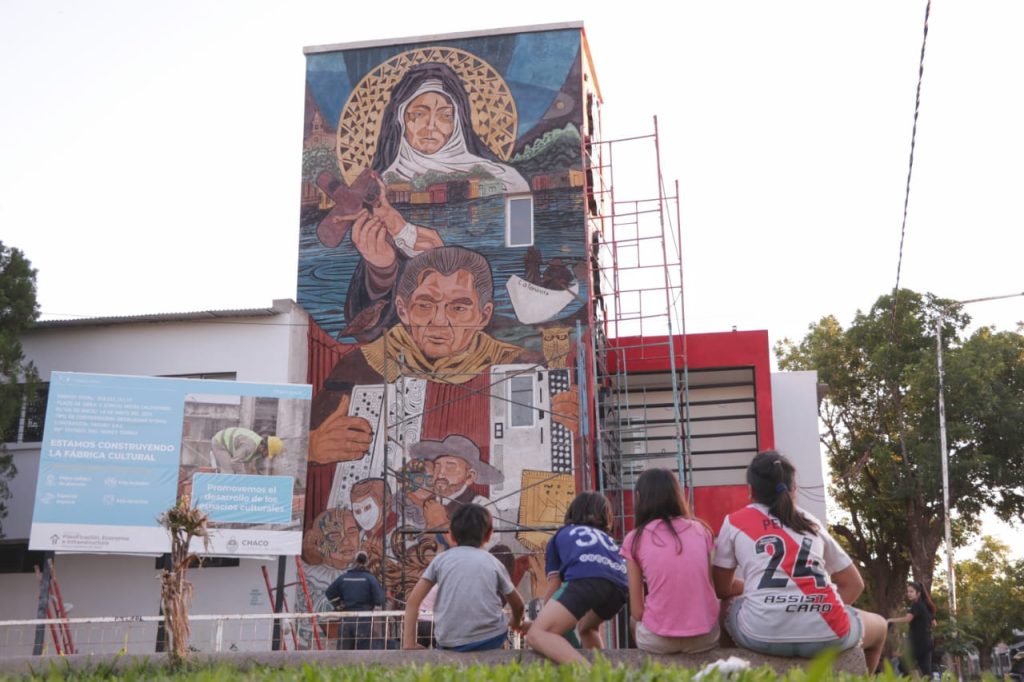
[403,503,525,650]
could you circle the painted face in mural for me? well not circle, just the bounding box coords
[403,91,456,155]
[542,326,572,368]
[396,269,494,359]
[316,506,359,564]
[432,455,475,497]
[403,461,434,502]
[350,478,387,533]
[352,495,381,531]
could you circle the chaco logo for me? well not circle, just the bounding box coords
[242,539,270,547]
[226,537,239,553]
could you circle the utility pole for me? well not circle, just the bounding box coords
[935,291,1024,620]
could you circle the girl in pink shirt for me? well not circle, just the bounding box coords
[620,468,720,654]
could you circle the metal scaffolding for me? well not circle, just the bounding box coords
[585,116,691,537]
[303,115,692,613]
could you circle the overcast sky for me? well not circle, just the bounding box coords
[2,1,1021,552]
[3,1,1022,340]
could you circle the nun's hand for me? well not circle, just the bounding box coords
[371,176,408,235]
[351,210,396,269]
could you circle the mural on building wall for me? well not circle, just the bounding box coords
[297,28,591,614]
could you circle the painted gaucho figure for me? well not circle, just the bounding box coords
[298,27,594,619]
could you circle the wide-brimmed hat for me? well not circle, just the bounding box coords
[410,435,503,485]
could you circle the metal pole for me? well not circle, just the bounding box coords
[32,552,53,656]
[154,553,170,652]
[934,291,1023,618]
[651,116,686,492]
[935,320,956,618]
[270,555,287,650]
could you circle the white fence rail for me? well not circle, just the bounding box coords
[0,610,525,657]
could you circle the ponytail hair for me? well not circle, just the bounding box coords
[909,581,937,615]
[747,451,818,535]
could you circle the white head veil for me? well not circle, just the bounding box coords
[384,79,529,194]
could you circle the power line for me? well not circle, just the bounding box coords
[888,0,932,344]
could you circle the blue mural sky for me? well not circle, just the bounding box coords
[305,29,580,145]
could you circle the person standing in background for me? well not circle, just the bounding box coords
[888,581,937,676]
[326,550,386,650]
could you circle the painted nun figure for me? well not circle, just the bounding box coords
[374,63,529,192]
[343,62,529,342]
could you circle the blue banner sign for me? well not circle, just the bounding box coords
[29,372,311,556]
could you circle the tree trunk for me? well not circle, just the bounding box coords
[832,524,911,616]
[905,499,943,592]
[867,560,911,617]
[978,645,992,674]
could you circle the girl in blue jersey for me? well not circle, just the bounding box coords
[525,492,628,665]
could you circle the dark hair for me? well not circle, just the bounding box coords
[632,468,708,556]
[909,581,937,615]
[371,62,499,173]
[564,492,612,533]
[351,477,386,504]
[747,451,818,535]
[450,503,492,547]
[490,544,515,575]
[355,550,369,565]
[397,246,494,312]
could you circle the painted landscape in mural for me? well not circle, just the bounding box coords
[297,28,590,616]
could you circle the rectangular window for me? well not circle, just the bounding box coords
[506,195,534,247]
[0,543,47,574]
[509,375,534,427]
[252,397,278,436]
[154,555,240,569]
[22,384,48,442]
[3,383,49,444]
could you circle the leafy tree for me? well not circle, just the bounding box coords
[776,289,1024,616]
[0,241,40,537]
[951,536,1024,670]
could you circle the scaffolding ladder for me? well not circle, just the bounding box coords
[586,115,692,535]
[261,556,323,650]
[34,557,76,655]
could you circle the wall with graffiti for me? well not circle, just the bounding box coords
[297,25,595,611]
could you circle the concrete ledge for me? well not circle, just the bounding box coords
[0,647,867,676]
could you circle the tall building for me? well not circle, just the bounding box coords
[298,21,602,609]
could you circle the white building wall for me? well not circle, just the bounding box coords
[770,370,828,522]
[22,300,307,385]
[0,300,309,648]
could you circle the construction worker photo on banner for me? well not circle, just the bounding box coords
[177,392,311,530]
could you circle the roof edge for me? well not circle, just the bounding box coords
[32,299,297,329]
[303,21,584,55]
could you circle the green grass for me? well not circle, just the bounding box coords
[0,657,985,682]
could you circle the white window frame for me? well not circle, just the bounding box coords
[505,194,534,247]
[507,374,536,428]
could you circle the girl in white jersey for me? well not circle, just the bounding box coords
[712,451,886,670]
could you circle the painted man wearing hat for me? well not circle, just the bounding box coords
[410,435,503,523]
